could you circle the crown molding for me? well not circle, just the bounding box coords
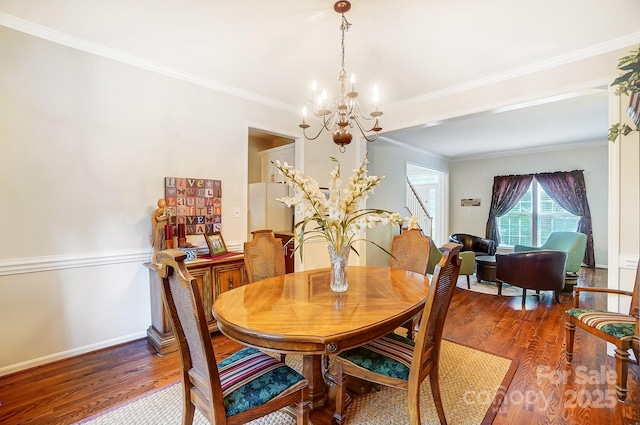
[449,138,607,162]
[4,12,637,117]
[376,136,447,159]
[0,12,297,114]
[388,32,640,110]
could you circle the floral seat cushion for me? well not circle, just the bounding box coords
[566,308,636,340]
[218,347,305,417]
[338,332,415,380]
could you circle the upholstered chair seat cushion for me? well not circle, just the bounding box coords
[337,333,415,380]
[566,308,636,340]
[219,347,306,416]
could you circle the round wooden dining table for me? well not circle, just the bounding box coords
[213,266,430,409]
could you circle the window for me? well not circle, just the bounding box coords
[498,182,579,247]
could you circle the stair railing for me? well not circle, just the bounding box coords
[405,177,433,237]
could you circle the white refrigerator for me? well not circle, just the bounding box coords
[248,182,293,234]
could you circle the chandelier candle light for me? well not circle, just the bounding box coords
[299,1,383,152]
[273,157,417,292]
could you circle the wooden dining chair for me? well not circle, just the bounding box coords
[333,243,463,425]
[390,228,431,338]
[244,229,289,362]
[156,249,309,425]
[390,228,430,274]
[244,229,286,283]
[565,261,639,402]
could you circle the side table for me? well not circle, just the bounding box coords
[475,255,503,295]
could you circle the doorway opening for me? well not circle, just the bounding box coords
[247,128,296,272]
[406,162,447,245]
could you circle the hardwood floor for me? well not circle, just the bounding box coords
[0,268,637,425]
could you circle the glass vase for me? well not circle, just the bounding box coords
[328,244,350,292]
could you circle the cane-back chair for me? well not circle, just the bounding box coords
[390,228,431,338]
[333,243,463,425]
[244,229,286,284]
[156,249,309,425]
[390,228,431,275]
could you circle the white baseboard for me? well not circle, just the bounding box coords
[0,331,147,377]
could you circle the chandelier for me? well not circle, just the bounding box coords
[299,1,383,152]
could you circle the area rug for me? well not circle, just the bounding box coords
[455,275,524,297]
[76,340,517,425]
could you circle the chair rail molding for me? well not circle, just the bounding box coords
[0,240,244,276]
[0,249,152,276]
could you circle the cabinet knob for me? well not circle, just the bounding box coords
[228,275,234,289]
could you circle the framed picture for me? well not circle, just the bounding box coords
[205,232,228,257]
[319,187,330,200]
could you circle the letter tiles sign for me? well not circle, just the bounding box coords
[164,177,222,235]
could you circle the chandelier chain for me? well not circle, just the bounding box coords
[340,14,351,76]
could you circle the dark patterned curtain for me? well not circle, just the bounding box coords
[485,174,533,245]
[535,170,595,267]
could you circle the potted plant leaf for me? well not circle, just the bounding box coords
[608,46,640,142]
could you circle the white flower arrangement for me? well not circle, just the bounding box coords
[273,156,417,258]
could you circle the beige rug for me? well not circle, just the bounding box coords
[76,340,516,425]
[456,275,525,297]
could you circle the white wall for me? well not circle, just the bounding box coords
[448,143,609,266]
[296,134,365,270]
[366,144,450,267]
[0,26,301,374]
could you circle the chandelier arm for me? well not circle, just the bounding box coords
[350,101,377,122]
[325,113,338,131]
[351,114,382,133]
[300,114,337,140]
[302,125,330,141]
[346,99,356,118]
[352,116,380,142]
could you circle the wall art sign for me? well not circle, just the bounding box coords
[461,198,481,207]
[164,177,222,235]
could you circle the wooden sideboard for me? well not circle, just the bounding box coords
[144,253,246,354]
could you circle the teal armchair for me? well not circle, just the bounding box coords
[514,231,587,274]
[428,238,475,287]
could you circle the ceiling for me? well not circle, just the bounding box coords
[380,89,610,160]
[1,0,639,159]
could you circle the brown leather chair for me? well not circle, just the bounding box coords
[449,233,496,257]
[496,250,567,306]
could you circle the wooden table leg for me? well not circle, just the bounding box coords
[302,354,327,409]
